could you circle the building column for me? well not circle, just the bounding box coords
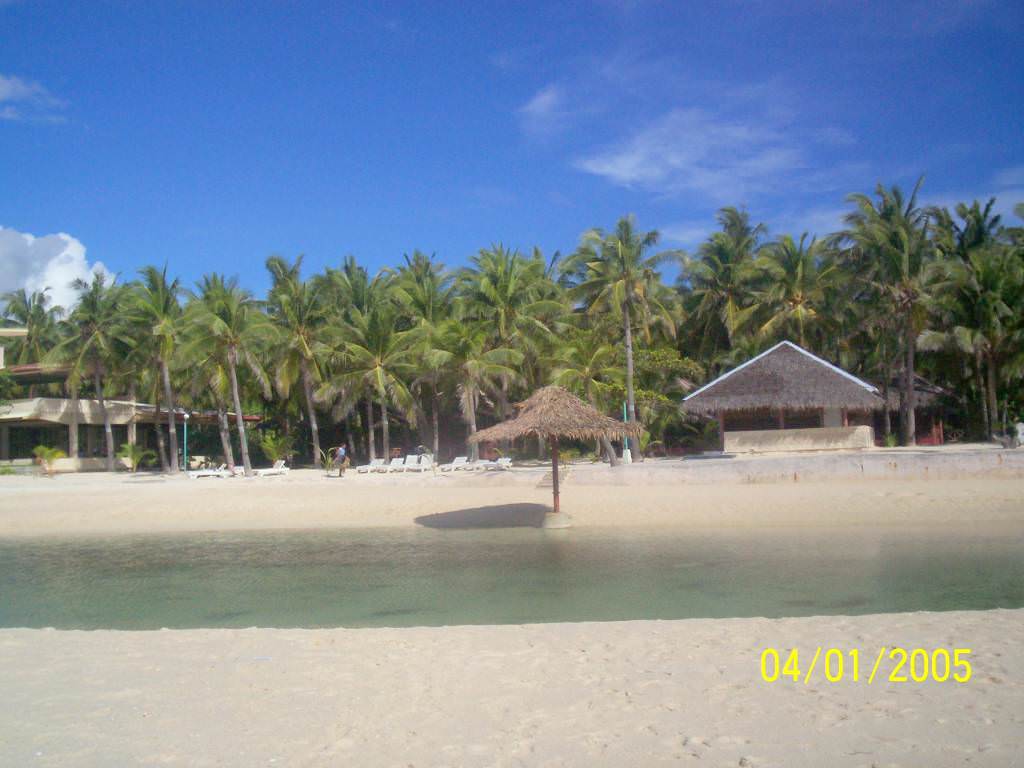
[0,425,9,461]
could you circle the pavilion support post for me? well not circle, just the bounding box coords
[549,437,560,515]
[717,411,726,452]
[777,409,785,429]
[842,408,849,427]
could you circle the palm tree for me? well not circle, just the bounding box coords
[550,329,623,464]
[0,287,62,368]
[316,259,395,459]
[182,275,274,476]
[128,265,183,472]
[459,245,564,421]
[51,273,127,470]
[923,232,1024,439]
[265,254,328,463]
[394,251,453,456]
[681,207,767,359]
[563,215,679,440]
[843,179,934,445]
[431,321,522,460]
[748,233,838,347]
[320,302,418,461]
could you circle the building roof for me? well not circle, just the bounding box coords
[681,341,883,415]
[469,385,641,443]
[0,397,260,426]
[878,373,950,410]
[2,362,72,385]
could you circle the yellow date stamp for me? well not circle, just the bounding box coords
[760,647,972,684]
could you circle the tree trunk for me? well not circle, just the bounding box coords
[365,399,376,461]
[599,435,618,466]
[536,433,545,461]
[381,398,390,458]
[902,315,916,446]
[549,437,560,514]
[93,369,115,471]
[589,392,619,466]
[227,349,253,476]
[153,399,169,472]
[467,391,479,461]
[985,352,999,440]
[622,300,641,460]
[431,389,440,458]
[300,360,321,464]
[160,359,179,472]
[974,348,989,439]
[68,387,79,458]
[217,401,236,471]
[127,382,137,447]
[880,381,892,439]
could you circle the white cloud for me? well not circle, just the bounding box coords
[661,221,713,247]
[574,107,805,201]
[992,165,1024,190]
[0,227,107,312]
[0,73,64,122]
[517,84,570,136]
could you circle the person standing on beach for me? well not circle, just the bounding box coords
[333,442,350,477]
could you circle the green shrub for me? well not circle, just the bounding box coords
[258,429,295,463]
[33,445,67,477]
[116,443,157,472]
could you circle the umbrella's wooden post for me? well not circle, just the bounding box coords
[550,437,560,515]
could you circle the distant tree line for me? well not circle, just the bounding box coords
[2,179,1022,473]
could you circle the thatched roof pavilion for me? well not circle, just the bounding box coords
[470,386,640,519]
[682,342,884,452]
[682,341,882,415]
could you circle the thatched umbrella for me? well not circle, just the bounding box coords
[469,386,641,517]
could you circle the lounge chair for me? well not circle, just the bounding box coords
[253,459,290,477]
[438,456,468,472]
[486,457,513,471]
[466,458,496,470]
[356,458,385,473]
[407,454,433,472]
[187,463,230,479]
[382,457,407,473]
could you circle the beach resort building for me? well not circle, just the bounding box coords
[681,341,885,453]
[0,353,257,471]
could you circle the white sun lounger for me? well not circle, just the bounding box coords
[253,459,290,477]
[485,457,513,471]
[356,458,385,473]
[438,456,468,472]
[187,463,230,479]
[407,455,433,472]
[382,457,407,473]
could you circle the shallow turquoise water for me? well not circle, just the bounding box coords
[1,524,1022,629]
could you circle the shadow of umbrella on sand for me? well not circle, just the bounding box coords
[469,386,641,528]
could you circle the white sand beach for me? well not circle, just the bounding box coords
[0,456,1023,537]
[2,459,1023,766]
[1,609,1022,767]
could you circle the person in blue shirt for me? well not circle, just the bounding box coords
[332,442,350,477]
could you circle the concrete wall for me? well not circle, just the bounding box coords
[50,457,132,473]
[724,425,874,453]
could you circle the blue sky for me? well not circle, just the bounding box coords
[1,0,1022,306]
